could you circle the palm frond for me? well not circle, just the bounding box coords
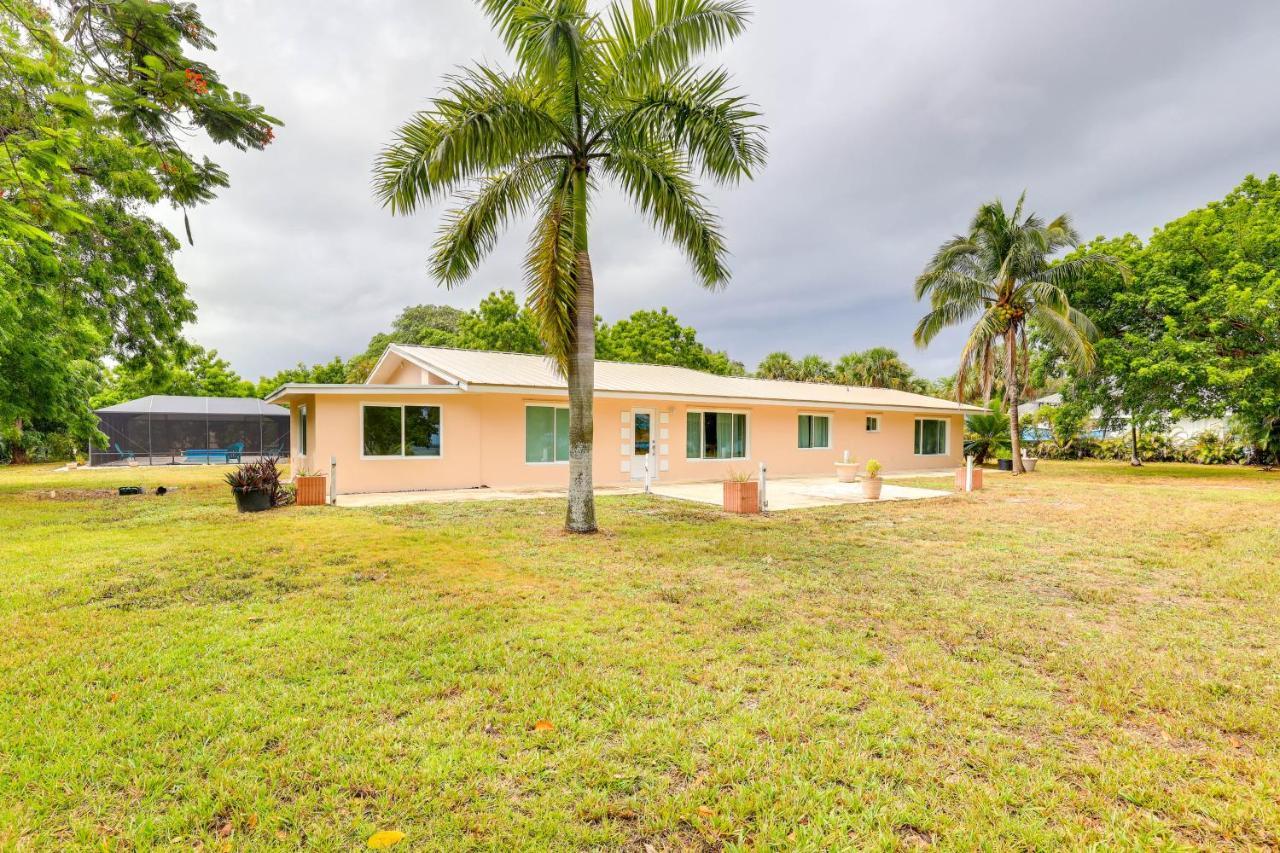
[607,66,766,183]
[602,144,728,288]
[603,0,750,87]
[1031,303,1096,372]
[524,170,578,371]
[374,66,566,213]
[913,299,985,347]
[430,156,562,285]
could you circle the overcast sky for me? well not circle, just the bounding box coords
[158,0,1280,381]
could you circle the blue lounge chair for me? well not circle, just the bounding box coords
[113,442,135,461]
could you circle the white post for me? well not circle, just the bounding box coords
[643,452,652,494]
[965,454,974,493]
[329,455,337,505]
[758,461,768,512]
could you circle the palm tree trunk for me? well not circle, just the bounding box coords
[1005,327,1024,474]
[565,167,597,533]
[1129,421,1142,467]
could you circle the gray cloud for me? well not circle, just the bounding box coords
[158,0,1280,380]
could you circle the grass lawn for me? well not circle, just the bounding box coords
[2,461,1278,849]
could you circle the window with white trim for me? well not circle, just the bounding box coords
[362,405,441,457]
[686,411,747,459]
[914,418,948,455]
[797,414,831,449]
[525,405,570,463]
[865,416,879,432]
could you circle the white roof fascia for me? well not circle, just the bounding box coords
[264,384,465,403]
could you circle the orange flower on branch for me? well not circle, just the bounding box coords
[184,68,208,95]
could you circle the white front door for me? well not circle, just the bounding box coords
[630,409,655,480]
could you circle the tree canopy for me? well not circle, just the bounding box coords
[0,0,277,450]
[596,307,741,375]
[1059,174,1280,450]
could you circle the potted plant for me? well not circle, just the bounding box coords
[834,450,859,483]
[861,459,883,500]
[225,457,287,513]
[1021,451,1038,472]
[996,449,1014,471]
[723,469,759,514]
[294,469,328,506]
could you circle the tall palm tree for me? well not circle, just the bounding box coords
[913,194,1126,474]
[375,0,766,532]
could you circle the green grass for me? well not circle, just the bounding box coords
[2,461,1278,849]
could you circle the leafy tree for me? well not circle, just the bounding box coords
[375,0,765,532]
[755,351,797,380]
[1060,175,1280,465]
[1,0,276,453]
[255,356,352,399]
[1030,401,1091,458]
[93,344,253,407]
[596,307,740,374]
[456,290,544,354]
[914,194,1126,473]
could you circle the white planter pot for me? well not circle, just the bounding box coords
[834,462,860,483]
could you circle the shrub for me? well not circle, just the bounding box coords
[1179,431,1245,465]
[0,429,80,464]
[964,404,1010,465]
[865,459,882,478]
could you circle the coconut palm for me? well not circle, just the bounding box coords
[375,0,766,532]
[913,194,1126,473]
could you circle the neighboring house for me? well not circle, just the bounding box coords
[1021,393,1229,443]
[265,345,983,496]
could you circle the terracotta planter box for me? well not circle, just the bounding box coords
[295,475,328,506]
[723,480,759,514]
[955,467,984,491]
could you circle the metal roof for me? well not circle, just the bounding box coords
[384,346,985,413]
[95,395,289,416]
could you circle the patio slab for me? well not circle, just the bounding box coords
[650,476,952,511]
[336,483,643,508]
[333,472,955,510]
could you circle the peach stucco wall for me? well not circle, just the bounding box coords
[290,390,963,495]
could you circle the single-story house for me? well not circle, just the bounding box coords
[265,345,984,495]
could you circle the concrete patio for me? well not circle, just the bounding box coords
[335,471,955,510]
[650,475,952,511]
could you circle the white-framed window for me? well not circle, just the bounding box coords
[298,405,308,455]
[865,415,879,433]
[686,410,748,460]
[797,414,831,449]
[525,404,570,463]
[914,418,949,456]
[361,404,442,458]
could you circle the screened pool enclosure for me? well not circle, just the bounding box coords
[89,395,290,466]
